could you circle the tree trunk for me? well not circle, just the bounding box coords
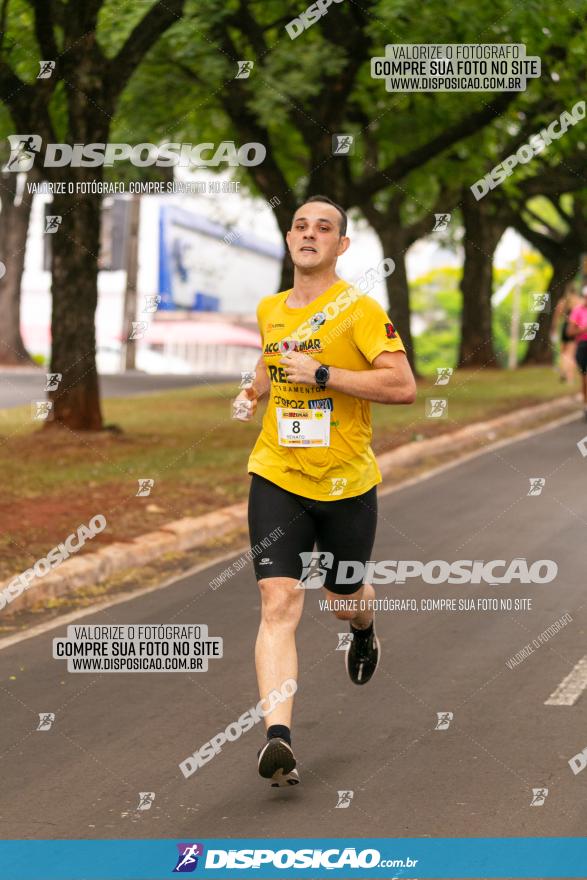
[522,250,580,365]
[363,202,416,371]
[0,173,34,365]
[123,193,141,371]
[383,236,415,371]
[278,253,294,292]
[457,191,507,368]
[271,196,296,292]
[47,184,103,430]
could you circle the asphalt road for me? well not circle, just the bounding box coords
[0,371,233,410]
[1,416,587,849]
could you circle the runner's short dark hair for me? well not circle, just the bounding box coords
[294,195,347,236]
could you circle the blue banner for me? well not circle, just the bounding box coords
[1,838,586,878]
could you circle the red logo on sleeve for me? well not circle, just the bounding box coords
[385,322,397,339]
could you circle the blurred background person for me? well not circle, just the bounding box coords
[567,285,587,419]
[551,283,582,383]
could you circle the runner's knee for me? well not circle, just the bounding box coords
[332,606,356,621]
[258,578,303,627]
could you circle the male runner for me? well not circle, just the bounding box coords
[233,196,416,786]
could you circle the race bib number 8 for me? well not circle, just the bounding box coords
[276,408,330,447]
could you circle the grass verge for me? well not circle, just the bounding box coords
[0,367,577,581]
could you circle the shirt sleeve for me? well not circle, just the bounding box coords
[569,306,586,327]
[351,295,406,364]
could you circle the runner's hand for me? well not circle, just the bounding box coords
[280,352,320,384]
[232,387,258,421]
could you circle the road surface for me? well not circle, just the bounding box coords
[1,416,586,849]
[0,371,233,410]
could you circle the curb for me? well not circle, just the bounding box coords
[1,502,246,616]
[1,395,579,616]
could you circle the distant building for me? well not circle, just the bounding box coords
[21,192,284,374]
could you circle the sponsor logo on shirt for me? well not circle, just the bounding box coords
[308,397,334,411]
[264,338,322,355]
[385,321,397,339]
[297,339,322,352]
[310,311,327,331]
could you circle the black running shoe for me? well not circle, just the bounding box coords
[345,625,380,685]
[257,737,300,786]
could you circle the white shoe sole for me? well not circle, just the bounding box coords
[270,767,300,787]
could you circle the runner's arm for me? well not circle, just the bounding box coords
[280,350,416,405]
[250,355,270,399]
[328,350,416,404]
[232,356,270,420]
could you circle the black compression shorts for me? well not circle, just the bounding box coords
[576,340,587,375]
[248,474,378,595]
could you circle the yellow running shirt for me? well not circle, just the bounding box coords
[247,279,405,501]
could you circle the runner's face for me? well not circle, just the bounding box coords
[286,202,349,272]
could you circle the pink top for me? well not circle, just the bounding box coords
[569,304,587,341]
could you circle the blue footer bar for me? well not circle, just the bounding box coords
[1,838,586,879]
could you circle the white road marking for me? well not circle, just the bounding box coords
[545,655,587,706]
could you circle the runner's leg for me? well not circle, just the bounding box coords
[248,475,316,783]
[322,581,376,628]
[562,342,576,383]
[249,475,315,728]
[255,576,304,729]
[313,486,380,683]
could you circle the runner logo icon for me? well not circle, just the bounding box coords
[435,367,453,386]
[329,476,347,496]
[173,843,204,872]
[435,711,453,730]
[433,213,451,231]
[36,712,55,731]
[4,135,42,172]
[236,60,254,79]
[530,787,548,806]
[298,551,334,588]
[137,792,155,811]
[332,134,354,155]
[522,322,539,340]
[37,61,56,79]
[528,478,546,496]
[531,293,549,312]
[336,790,354,808]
